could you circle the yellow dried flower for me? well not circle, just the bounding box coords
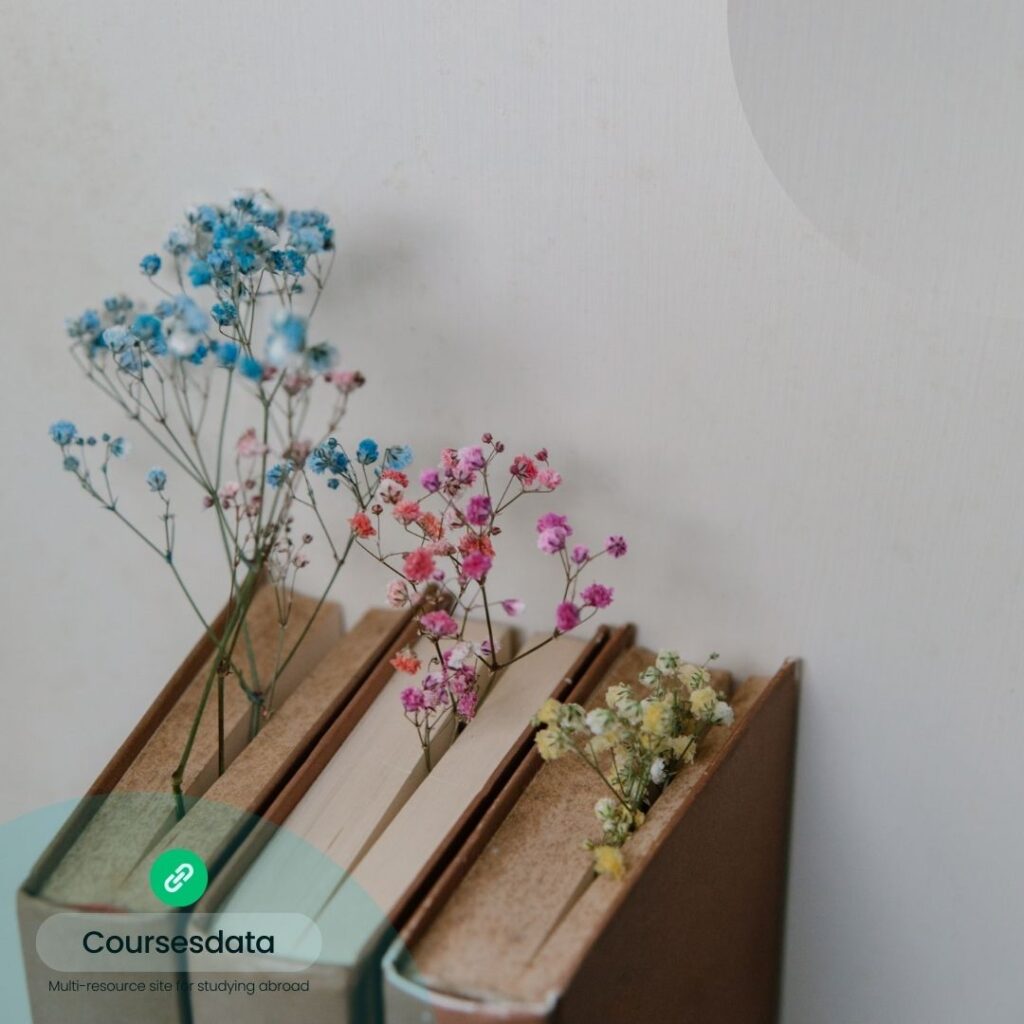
[536,698,562,726]
[605,683,631,710]
[669,733,698,764]
[642,699,674,737]
[592,845,626,881]
[536,726,568,761]
[689,685,718,718]
[682,663,712,687]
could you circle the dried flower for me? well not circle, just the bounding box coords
[419,610,460,639]
[555,601,581,633]
[391,648,422,674]
[535,649,730,879]
[350,435,627,775]
[592,845,626,881]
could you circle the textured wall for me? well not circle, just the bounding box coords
[2,3,1022,1021]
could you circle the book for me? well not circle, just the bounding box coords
[18,591,419,1024]
[187,626,625,1024]
[38,587,344,910]
[382,654,799,1024]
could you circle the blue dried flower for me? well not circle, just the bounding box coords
[49,420,77,445]
[109,437,130,458]
[356,438,379,465]
[165,227,190,255]
[309,443,350,476]
[175,295,209,335]
[216,341,239,368]
[266,311,307,367]
[188,260,213,287]
[102,325,134,352]
[239,355,263,380]
[139,253,161,276]
[211,301,238,326]
[63,455,80,472]
[384,445,414,471]
[146,467,167,492]
[266,461,292,488]
[306,343,336,373]
[131,314,166,355]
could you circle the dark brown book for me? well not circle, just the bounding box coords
[383,656,799,1024]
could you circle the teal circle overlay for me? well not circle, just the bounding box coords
[149,848,208,907]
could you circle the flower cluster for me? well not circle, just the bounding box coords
[340,434,626,770]
[67,190,349,386]
[50,190,370,818]
[533,651,731,879]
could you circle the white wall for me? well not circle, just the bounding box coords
[2,3,1022,1021]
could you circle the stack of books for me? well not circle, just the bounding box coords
[19,592,798,1024]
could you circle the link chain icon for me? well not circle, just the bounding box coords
[149,848,208,907]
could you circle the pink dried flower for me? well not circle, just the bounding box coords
[393,500,421,525]
[581,583,614,609]
[378,478,404,504]
[236,427,268,458]
[571,544,590,564]
[510,454,538,485]
[218,481,241,507]
[555,601,581,633]
[283,373,312,396]
[387,580,410,607]
[537,468,562,490]
[538,527,569,554]
[537,512,572,535]
[501,598,525,617]
[400,687,426,713]
[418,511,443,540]
[349,512,376,539]
[420,468,442,493]
[606,535,628,558]
[465,494,492,526]
[440,448,458,471]
[457,690,479,720]
[463,551,492,581]
[444,643,472,669]
[325,369,365,394]
[458,445,486,472]
[403,547,436,582]
[419,610,460,638]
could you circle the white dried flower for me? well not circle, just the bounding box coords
[712,700,734,726]
[655,650,683,674]
[586,708,616,735]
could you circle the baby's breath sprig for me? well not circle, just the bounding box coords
[532,650,733,880]
[341,435,629,774]
[47,190,404,819]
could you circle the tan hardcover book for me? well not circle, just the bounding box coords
[18,592,418,1024]
[186,625,627,1024]
[40,587,343,910]
[382,655,799,1024]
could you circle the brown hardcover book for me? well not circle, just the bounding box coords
[18,589,419,1024]
[382,655,799,1024]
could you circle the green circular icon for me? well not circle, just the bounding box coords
[150,848,208,907]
